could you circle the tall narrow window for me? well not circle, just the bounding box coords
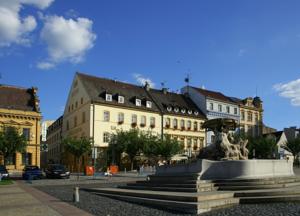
[104,111,110,122]
[194,121,198,131]
[173,119,178,129]
[103,132,110,143]
[150,117,155,128]
[180,120,185,129]
[209,103,214,110]
[74,116,77,127]
[140,116,146,127]
[132,114,137,127]
[118,113,124,124]
[226,106,230,114]
[22,128,30,141]
[218,104,222,112]
[187,120,191,130]
[165,118,170,128]
[241,111,245,121]
[234,107,238,115]
[247,112,252,122]
[82,112,86,123]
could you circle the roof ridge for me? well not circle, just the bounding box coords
[0,84,30,90]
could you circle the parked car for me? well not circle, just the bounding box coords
[45,164,70,179]
[0,165,9,179]
[22,165,43,180]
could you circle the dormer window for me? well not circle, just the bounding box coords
[188,110,192,115]
[106,94,112,101]
[118,96,124,104]
[194,111,199,116]
[174,107,179,113]
[181,108,186,114]
[136,99,141,106]
[146,101,152,108]
[167,106,172,112]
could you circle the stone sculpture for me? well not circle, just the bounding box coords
[198,118,249,160]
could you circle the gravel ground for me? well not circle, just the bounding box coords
[33,179,300,216]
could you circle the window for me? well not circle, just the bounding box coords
[209,103,214,110]
[136,99,141,106]
[66,120,69,130]
[71,104,74,110]
[118,96,124,103]
[150,117,155,128]
[118,113,124,124]
[188,110,193,115]
[106,94,112,101]
[247,112,252,122]
[146,101,152,108]
[226,106,230,114]
[255,113,259,123]
[167,106,172,112]
[103,132,110,143]
[193,139,198,150]
[140,116,146,127]
[165,118,170,127]
[74,116,77,127]
[241,111,245,121]
[75,101,78,108]
[181,108,186,114]
[104,111,110,122]
[218,104,222,112]
[82,112,86,123]
[174,107,179,112]
[173,119,178,128]
[187,120,191,130]
[132,114,137,125]
[234,107,238,115]
[22,128,30,141]
[81,97,83,104]
[180,120,185,129]
[194,121,198,131]
[199,139,204,149]
[22,153,32,165]
[5,154,15,165]
[187,138,192,148]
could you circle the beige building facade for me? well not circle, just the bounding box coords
[62,73,206,170]
[0,85,42,171]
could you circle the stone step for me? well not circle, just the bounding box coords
[148,174,199,182]
[217,182,300,191]
[88,190,239,214]
[239,194,300,204]
[211,176,300,183]
[234,187,300,197]
[119,185,198,192]
[85,188,235,202]
[214,179,300,186]
[129,181,214,188]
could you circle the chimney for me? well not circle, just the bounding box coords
[144,82,150,91]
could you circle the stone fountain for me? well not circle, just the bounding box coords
[156,118,294,179]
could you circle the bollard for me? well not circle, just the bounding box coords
[124,168,126,174]
[73,187,79,202]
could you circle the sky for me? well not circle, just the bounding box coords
[0,0,300,130]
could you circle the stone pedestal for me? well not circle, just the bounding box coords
[156,159,294,180]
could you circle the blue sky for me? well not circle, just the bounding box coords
[0,0,300,130]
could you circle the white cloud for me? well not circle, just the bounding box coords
[273,79,300,106]
[133,73,155,88]
[0,0,53,47]
[36,61,55,70]
[38,15,96,69]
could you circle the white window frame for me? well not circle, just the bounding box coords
[146,101,152,108]
[103,132,110,143]
[103,111,110,122]
[118,96,124,104]
[118,112,124,123]
[136,99,141,106]
[106,94,112,101]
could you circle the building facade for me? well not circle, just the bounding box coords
[0,85,41,171]
[62,73,206,170]
[182,86,240,145]
[230,97,263,137]
[46,116,63,165]
[284,126,300,141]
[40,120,54,168]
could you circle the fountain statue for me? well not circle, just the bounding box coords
[198,118,249,160]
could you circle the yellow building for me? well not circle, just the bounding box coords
[0,85,42,172]
[62,72,206,170]
[231,97,263,137]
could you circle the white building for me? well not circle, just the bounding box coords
[182,86,240,145]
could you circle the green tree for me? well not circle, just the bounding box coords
[108,129,145,170]
[62,137,92,180]
[142,134,183,162]
[0,126,27,165]
[285,138,300,165]
[248,136,277,159]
